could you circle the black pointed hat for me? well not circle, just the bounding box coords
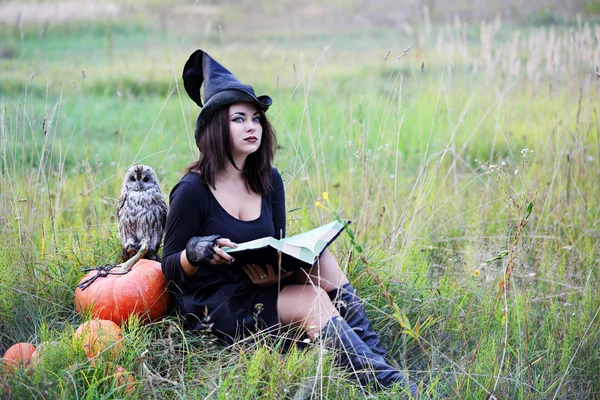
[183,49,272,143]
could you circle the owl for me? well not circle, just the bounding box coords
[117,165,168,262]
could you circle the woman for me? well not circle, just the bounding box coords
[161,49,418,397]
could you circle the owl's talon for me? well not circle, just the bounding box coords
[122,247,139,262]
[120,242,149,273]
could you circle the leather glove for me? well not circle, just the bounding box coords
[185,234,221,267]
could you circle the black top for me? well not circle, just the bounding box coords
[161,168,287,341]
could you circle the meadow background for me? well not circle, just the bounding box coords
[1,0,599,398]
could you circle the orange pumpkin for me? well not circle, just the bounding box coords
[3,342,36,372]
[74,245,170,326]
[74,320,124,360]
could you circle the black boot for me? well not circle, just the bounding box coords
[328,283,388,358]
[320,316,419,398]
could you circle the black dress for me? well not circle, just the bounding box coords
[161,168,290,344]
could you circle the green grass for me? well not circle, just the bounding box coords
[1,9,600,400]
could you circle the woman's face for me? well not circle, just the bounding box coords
[228,102,263,158]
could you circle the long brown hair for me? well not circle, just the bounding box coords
[186,104,276,195]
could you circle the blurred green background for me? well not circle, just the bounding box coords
[1,1,599,399]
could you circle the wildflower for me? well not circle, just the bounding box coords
[520,148,532,158]
[315,201,324,209]
[501,161,506,166]
[514,169,519,175]
[41,232,45,261]
[322,192,329,203]
[473,269,480,277]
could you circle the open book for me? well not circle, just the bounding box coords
[222,220,348,272]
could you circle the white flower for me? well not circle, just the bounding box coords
[514,169,519,175]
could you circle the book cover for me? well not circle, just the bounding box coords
[222,220,348,272]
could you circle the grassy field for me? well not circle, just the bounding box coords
[1,1,599,399]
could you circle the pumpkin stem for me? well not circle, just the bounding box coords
[120,242,148,273]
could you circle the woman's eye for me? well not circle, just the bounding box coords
[253,117,260,122]
[233,117,244,122]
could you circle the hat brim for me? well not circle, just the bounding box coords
[197,89,272,128]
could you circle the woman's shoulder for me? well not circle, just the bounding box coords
[270,167,282,182]
[169,173,210,200]
[269,167,284,197]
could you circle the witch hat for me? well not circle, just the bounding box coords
[182,49,272,142]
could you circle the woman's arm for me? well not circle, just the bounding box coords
[271,168,286,239]
[162,180,201,283]
[162,180,237,282]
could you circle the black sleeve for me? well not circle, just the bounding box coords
[271,168,286,239]
[161,180,202,286]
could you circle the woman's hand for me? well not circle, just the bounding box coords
[185,235,238,267]
[212,238,238,264]
[243,264,292,287]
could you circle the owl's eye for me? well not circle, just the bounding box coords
[142,176,149,183]
[129,176,135,181]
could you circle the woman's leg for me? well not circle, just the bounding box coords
[277,284,339,340]
[293,249,349,292]
[293,250,388,358]
[277,284,419,397]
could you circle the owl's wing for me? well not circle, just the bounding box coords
[116,191,130,249]
[117,192,127,222]
[155,193,168,231]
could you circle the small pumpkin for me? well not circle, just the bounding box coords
[74,243,170,326]
[3,342,36,373]
[74,320,124,360]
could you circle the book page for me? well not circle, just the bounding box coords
[222,237,279,253]
[281,220,344,253]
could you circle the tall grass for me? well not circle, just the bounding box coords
[1,13,599,399]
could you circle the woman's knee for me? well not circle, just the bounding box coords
[277,285,338,326]
[293,250,349,291]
